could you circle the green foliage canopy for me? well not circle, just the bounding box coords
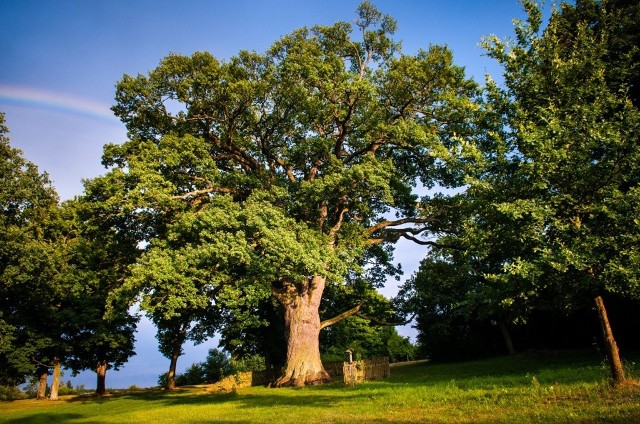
[101,1,478,361]
[400,0,640,363]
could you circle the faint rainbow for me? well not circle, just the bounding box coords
[0,85,120,125]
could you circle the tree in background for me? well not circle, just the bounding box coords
[60,200,138,396]
[0,112,68,399]
[216,293,287,377]
[126,233,218,391]
[320,272,412,362]
[103,1,477,386]
[1,114,139,398]
[158,348,265,387]
[458,0,640,383]
[396,188,543,360]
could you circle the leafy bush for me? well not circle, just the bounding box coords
[176,363,206,386]
[57,380,87,396]
[157,372,168,387]
[158,349,267,387]
[230,354,265,374]
[201,349,232,383]
[0,385,27,401]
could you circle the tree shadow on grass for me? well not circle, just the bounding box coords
[4,413,101,424]
[157,383,362,409]
[61,382,362,409]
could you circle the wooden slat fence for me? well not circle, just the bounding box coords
[343,357,390,385]
[205,358,390,392]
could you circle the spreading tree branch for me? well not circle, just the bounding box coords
[172,176,235,200]
[363,217,436,238]
[355,312,416,327]
[320,304,362,329]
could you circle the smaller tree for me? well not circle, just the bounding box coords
[56,199,138,396]
[123,210,223,390]
[0,112,71,399]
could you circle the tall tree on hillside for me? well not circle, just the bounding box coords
[1,115,138,398]
[475,0,640,384]
[0,112,68,398]
[128,239,217,391]
[61,200,138,396]
[103,2,478,386]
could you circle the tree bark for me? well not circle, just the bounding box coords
[273,275,331,387]
[498,321,516,355]
[96,360,107,395]
[166,348,180,390]
[594,295,625,384]
[36,366,48,400]
[49,357,61,400]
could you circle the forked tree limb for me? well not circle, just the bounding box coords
[363,216,437,238]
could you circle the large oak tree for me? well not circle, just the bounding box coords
[102,2,477,386]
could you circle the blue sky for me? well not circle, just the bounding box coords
[1,0,533,389]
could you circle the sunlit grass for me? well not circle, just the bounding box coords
[2,350,639,423]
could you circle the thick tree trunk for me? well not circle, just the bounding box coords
[49,357,61,400]
[594,295,625,384]
[96,360,107,395]
[273,275,331,387]
[499,321,516,355]
[166,349,180,390]
[36,367,48,400]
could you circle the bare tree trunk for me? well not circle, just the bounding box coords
[96,360,107,395]
[36,367,48,400]
[594,295,625,384]
[273,275,331,387]
[49,358,61,400]
[499,321,516,355]
[166,349,180,391]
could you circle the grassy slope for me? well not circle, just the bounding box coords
[1,350,639,424]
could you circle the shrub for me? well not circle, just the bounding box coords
[176,363,206,386]
[157,349,267,387]
[201,349,232,383]
[230,354,265,374]
[0,385,27,401]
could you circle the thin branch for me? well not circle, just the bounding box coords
[344,138,385,163]
[355,312,416,327]
[172,179,234,200]
[307,158,324,181]
[328,206,349,245]
[320,304,362,329]
[332,96,357,159]
[398,234,460,250]
[31,357,55,369]
[363,217,436,238]
[273,156,297,183]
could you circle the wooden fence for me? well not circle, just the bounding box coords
[205,369,276,393]
[343,357,390,385]
[205,358,390,393]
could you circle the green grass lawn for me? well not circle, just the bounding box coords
[2,350,639,423]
